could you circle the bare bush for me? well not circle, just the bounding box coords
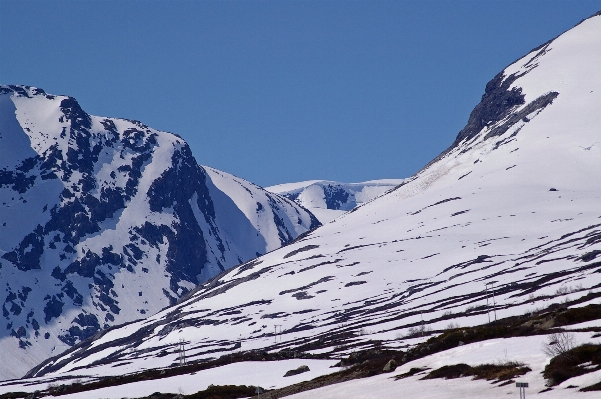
[527,305,547,316]
[446,321,460,330]
[542,332,576,357]
[357,327,373,336]
[555,286,569,295]
[406,324,432,338]
[465,305,477,313]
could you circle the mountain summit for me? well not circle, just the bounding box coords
[0,86,319,379]
[267,179,405,223]
[28,12,601,383]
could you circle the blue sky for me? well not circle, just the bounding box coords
[1,1,600,187]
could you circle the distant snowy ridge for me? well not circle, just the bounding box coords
[266,179,405,223]
[0,85,319,380]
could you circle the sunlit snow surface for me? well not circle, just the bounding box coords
[0,359,339,398]
[7,10,601,399]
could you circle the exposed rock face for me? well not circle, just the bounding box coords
[423,41,559,170]
[0,85,319,379]
[383,359,397,372]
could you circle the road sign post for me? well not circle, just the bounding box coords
[516,382,528,399]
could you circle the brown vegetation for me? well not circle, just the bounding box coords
[422,362,530,382]
[394,367,429,380]
[543,344,601,388]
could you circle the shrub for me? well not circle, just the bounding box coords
[541,332,576,358]
[0,393,31,399]
[185,384,256,399]
[405,324,432,338]
[422,363,472,379]
[422,362,530,381]
[356,327,374,336]
[553,304,601,327]
[394,367,429,380]
[555,286,569,295]
[543,344,601,387]
[446,321,460,330]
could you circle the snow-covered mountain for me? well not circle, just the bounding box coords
[0,85,320,380]
[266,179,405,223]
[27,11,601,386]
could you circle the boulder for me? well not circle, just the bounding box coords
[383,359,398,372]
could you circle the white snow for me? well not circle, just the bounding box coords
[0,86,319,380]
[266,179,405,223]
[287,333,601,399]
[5,10,601,399]
[0,359,338,397]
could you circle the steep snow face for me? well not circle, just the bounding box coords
[0,86,319,380]
[200,167,320,280]
[25,13,601,381]
[267,180,405,223]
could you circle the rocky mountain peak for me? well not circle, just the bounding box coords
[0,85,319,379]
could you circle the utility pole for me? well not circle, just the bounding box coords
[491,282,497,321]
[178,339,187,366]
[274,324,282,343]
[485,282,497,321]
[485,284,491,323]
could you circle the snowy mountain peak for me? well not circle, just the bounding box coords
[402,13,601,200]
[0,85,319,379]
[267,179,406,223]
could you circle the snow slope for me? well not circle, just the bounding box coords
[0,359,339,398]
[16,9,601,397]
[286,332,601,399]
[267,179,405,223]
[0,86,319,380]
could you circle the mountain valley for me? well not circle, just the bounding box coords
[2,10,601,399]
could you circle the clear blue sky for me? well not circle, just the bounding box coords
[1,1,600,187]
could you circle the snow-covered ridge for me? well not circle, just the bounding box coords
[266,179,405,223]
[0,85,319,380]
